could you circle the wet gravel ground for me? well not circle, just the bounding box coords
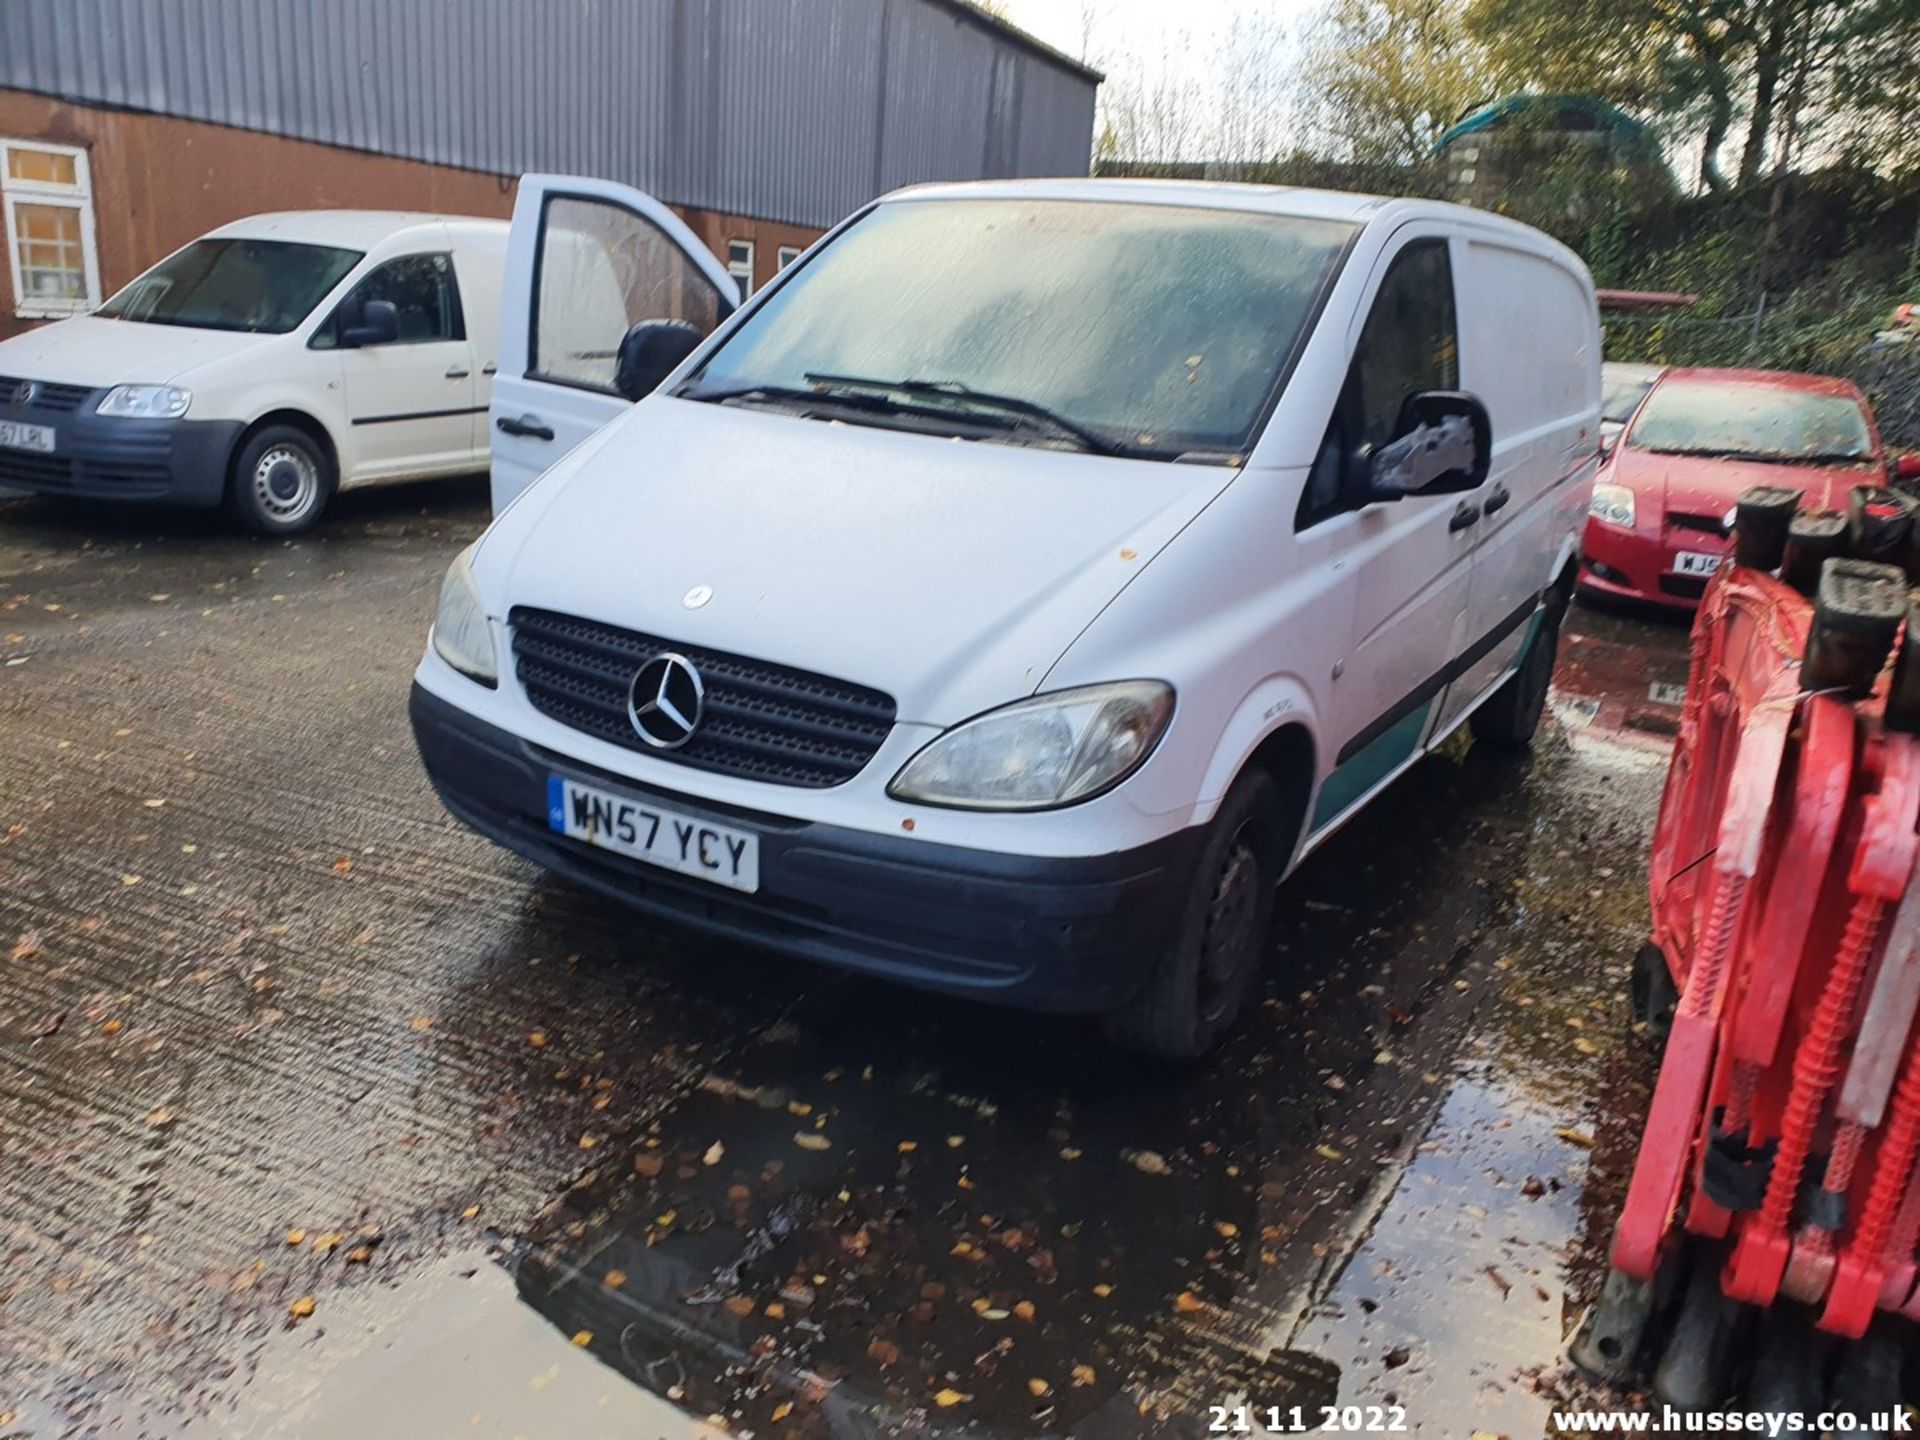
[0,482,1694,1436]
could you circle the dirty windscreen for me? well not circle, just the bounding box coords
[1626,382,1876,461]
[96,238,363,334]
[680,199,1357,459]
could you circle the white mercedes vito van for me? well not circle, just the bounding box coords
[0,211,519,534]
[412,176,1601,1058]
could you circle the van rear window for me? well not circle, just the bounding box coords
[98,238,363,334]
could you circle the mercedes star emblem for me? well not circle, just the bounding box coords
[10,380,37,407]
[627,652,705,750]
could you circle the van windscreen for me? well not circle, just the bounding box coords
[679,199,1356,460]
[97,238,364,334]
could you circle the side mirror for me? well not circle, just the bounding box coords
[341,299,400,349]
[1366,391,1492,501]
[1897,454,1920,483]
[615,320,703,402]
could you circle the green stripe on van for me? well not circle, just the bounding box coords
[1310,699,1432,833]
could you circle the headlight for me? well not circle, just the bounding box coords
[431,543,497,685]
[95,384,191,419]
[1590,483,1636,528]
[888,681,1173,811]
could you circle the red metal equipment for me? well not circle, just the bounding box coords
[1573,491,1920,1407]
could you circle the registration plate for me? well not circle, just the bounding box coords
[0,419,54,454]
[548,776,759,893]
[1672,551,1722,578]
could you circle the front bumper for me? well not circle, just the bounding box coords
[409,683,1201,1013]
[1579,516,1719,611]
[0,393,242,505]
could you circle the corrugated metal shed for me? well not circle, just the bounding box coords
[0,0,1099,228]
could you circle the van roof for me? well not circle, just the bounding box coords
[207,210,509,250]
[880,177,1575,252]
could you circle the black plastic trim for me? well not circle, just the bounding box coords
[1336,591,1541,765]
[351,405,489,426]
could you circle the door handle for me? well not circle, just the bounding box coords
[1449,500,1482,532]
[1483,484,1511,516]
[445,365,472,379]
[495,414,555,441]
[481,363,498,376]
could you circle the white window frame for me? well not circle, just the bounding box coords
[1,137,101,320]
[726,239,755,298]
[777,245,802,271]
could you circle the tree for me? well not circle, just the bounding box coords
[1296,0,1495,164]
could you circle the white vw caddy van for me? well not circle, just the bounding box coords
[0,210,516,534]
[412,177,1601,1059]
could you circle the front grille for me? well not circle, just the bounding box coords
[0,450,71,488]
[0,375,93,412]
[1659,574,1709,600]
[1668,511,1729,537]
[510,607,897,789]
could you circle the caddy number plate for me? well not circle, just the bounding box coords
[0,419,54,454]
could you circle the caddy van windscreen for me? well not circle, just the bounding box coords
[1627,383,1875,463]
[678,199,1357,460]
[97,238,364,334]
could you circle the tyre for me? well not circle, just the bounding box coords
[1103,769,1289,1061]
[225,423,335,536]
[1470,589,1565,750]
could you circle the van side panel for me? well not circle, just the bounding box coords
[1435,237,1601,729]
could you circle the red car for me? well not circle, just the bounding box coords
[1580,367,1920,610]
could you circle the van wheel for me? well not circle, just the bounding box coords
[1104,770,1284,1061]
[1470,596,1564,750]
[225,424,335,536]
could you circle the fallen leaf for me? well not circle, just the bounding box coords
[946,1134,966,1148]
[603,1269,628,1289]
[1013,1299,1036,1321]
[771,1401,793,1422]
[1554,1126,1595,1150]
[1315,1144,1344,1161]
[145,1106,178,1129]
[571,1330,593,1347]
[704,1141,724,1166]
[1124,1149,1171,1175]
[10,930,42,961]
[344,1245,374,1264]
[1215,1222,1239,1239]
[724,1296,756,1317]
[330,856,353,874]
[409,1015,433,1031]
[933,1388,967,1408]
[1028,1378,1051,1397]
[461,1204,481,1220]
[284,1228,307,1246]
[29,1011,64,1038]
[313,1231,345,1254]
[101,1018,123,1036]
[288,1296,315,1320]
[528,1030,548,1048]
[634,1153,664,1178]
[868,1337,901,1366]
[794,1132,831,1151]
[897,1140,919,1153]
[1071,1364,1096,1387]
[1175,1290,1204,1314]
[1092,1283,1113,1298]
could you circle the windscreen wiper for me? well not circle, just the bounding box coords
[803,373,1123,455]
[678,380,903,414]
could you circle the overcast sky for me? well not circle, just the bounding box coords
[1000,0,1322,157]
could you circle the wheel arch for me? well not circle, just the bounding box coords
[1241,722,1317,873]
[230,408,341,490]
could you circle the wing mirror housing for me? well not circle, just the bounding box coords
[615,320,703,402]
[1365,391,1492,501]
[1896,453,1920,484]
[341,298,400,349]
